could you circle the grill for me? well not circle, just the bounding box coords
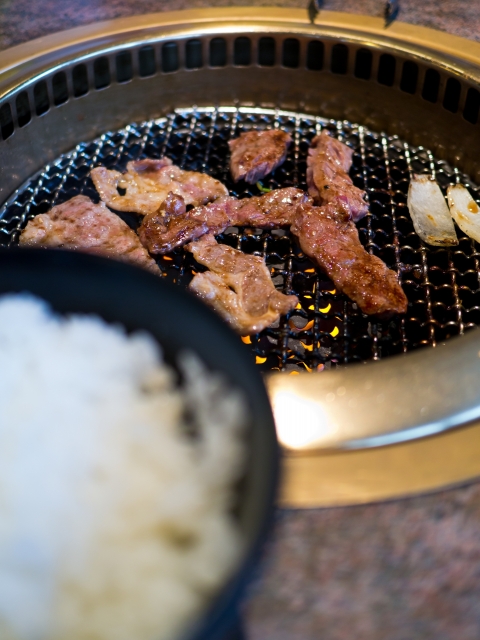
[3,106,480,372]
[2,8,480,450]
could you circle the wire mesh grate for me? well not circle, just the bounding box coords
[2,106,480,373]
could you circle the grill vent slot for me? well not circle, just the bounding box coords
[307,40,324,70]
[282,38,300,68]
[186,39,203,69]
[0,103,13,139]
[400,60,418,94]
[162,42,179,73]
[422,68,440,102]
[72,64,89,97]
[94,57,110,89]
[33,81,49,116]
[210,38,227,67]
[464,87,480,124]
[16,92,31,127]
[116,52,133,83]
[234,37,251,66]
[138,46,156,77]
[377,53,396,86]
[443,77,461,113]
[52,72,68,106]
[259,37,275,66]
[331,44,348,74]
[354,48,372,80]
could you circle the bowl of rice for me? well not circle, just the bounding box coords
[0,248,279,640]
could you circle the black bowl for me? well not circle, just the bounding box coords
[0,247,279,640]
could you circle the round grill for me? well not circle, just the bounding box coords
[1,105,479,373]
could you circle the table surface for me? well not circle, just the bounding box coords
[4,1,480,638]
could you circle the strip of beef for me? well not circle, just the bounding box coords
[230,187,310,227]
[307,131,368,222]
[138,188,308,255]
[229,129,292,184]
[291,202,407,317]
[91,158,228,216]
[186,234,298,335]
[19,195,161,275]
[138,194,232,255]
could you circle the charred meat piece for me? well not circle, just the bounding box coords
[186,234,298,335]
[291,202,407,317]
[138,194,233,255]
[229,129,292,184]
[19,195,161,275]
[307,131,368,222]
[91,158,228,216]
[138,188,308,255]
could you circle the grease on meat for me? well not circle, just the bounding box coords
[186,234,298,335]
[91,158,228,215]
[19,195,161,275]
[229,129,292,184]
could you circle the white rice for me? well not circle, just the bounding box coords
[0,294,246,640]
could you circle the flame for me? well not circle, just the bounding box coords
[298,362,313,372]
[288,318,315,332]
[327,289,336,294]
[319,303,331,313]
[295,302,302,310]
[289,370,300,375]
[255,356,267,364]
[308,305,315,310]
[163,256,173,261]
[305,268,315,273]
[241,336,252,344]
[300,341,314,352]
[330,326,339,337]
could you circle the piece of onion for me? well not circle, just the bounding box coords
[447,184,480,243]
[407,174,458,246]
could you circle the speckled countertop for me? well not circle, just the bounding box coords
[3,1,480,638]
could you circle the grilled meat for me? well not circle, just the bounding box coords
[138,187,308,255]
[136,191,207,255]
[231,187,309,227]
[138,194,232,255]
[229,129,292,184]
[307,131,368,222]
[186,234,298,335]
[19,195,161,275]
[91,158,228,216]
[291,202,407,317]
